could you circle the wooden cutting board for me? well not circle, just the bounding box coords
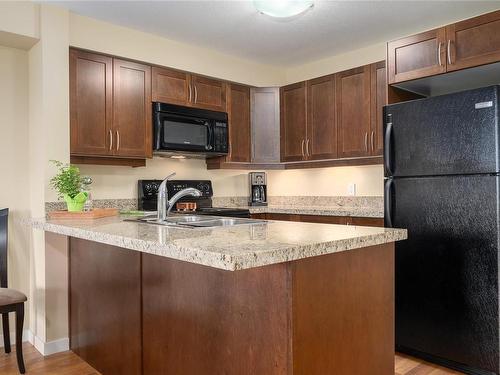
[48,208,119,220]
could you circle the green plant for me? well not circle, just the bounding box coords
[49,160,83,200]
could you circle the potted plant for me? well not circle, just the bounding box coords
[49,160,88,212]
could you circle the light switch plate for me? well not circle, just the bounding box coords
[347,183,356,196]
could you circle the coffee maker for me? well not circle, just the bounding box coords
[248,172,267,206]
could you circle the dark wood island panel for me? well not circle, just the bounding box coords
[69,238,394,375]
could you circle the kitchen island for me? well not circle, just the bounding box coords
[32,215,406,375]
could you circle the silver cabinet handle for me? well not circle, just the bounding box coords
[437,42,442,67]
[371,131,375,152]
[301,139,305,158]
[109,130,113,151]
[364,132,368,152]
[194,85,198,103]
[447,40,452,65]
[306,139,310,157]
[188,84,192,102]
[116,130,120,151]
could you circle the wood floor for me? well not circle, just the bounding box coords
[0,343,465,374]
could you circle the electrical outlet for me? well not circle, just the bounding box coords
[347,183,356,196]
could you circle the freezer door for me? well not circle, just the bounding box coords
[386,175,500,373]
[384,85,500,177]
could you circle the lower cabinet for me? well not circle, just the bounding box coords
[252,213,384,227]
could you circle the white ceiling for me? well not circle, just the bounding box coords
[53,1,500,67]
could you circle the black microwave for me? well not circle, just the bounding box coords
[153,102,228,157]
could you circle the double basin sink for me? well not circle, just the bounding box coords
[127,214,265,228]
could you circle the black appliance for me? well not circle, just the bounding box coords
[248,172,267,206]
[153,102,228,157]
[138,180,250,218]
[384,85,500,375]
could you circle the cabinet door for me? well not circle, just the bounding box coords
[446,10,500,72]
[370,61,386,156]
[70,49,113,156]
[152,66,189,106]
[387,28,446,84]
[190,75,227,111]
[307,75,337,160]
[280,82,307,162]
[227,84,251,162]
[113,59,152,158]
[336,66,371,158]
[251,87,280,163]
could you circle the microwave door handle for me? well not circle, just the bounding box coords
[206,123,214,150]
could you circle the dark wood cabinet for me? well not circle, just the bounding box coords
[151,66,189,106]
[253,213,384,227]
[112,59,152,158]
[336,66,371,158]
[70,49,152,165]
[307,75,337,160]
[387,28,446,84]
[152,68,227,112]
[370,61,386,156]
[227,84,251,162]
[280,82,307,162]
[446,10,500,72]
[191,74,227,111]
[70,49,113,157]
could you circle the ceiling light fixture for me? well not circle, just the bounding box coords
[254,0,314,18]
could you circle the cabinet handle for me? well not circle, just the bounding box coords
[301,139,305,158]
[437,42,442,67]
[194,85,198,103]
[371,131,375,152]
[109,130,113,151]
[364,132,368,152]
[188,84,192,102]
[306,139,310,157]
[447,40,452,65]
[116,130,120,151]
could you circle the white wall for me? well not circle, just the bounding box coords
[0,45,31,330]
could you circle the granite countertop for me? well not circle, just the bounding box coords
[30,215,406,271]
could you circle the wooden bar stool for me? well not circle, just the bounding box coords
[0,208,26,374]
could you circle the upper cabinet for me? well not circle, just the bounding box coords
[307,75,337,160]
[190,75,227,111]
[446,10,500,72]
[151,66,190,106]
[251,87,281,164]
[388,10,500,84]
[70,49,152,165]
[152,68,227,112]
[280,82,307,162]
[226,84,251,163]
[70,49,113,157]
[336,66,371,158]
[387,28,447,84]
[112,59,152,159]
[370,61,386,156]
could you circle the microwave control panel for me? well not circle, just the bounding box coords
[214,122,228,153]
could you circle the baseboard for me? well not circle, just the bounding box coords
[33,335,69,356]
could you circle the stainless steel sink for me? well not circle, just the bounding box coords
[124,214,265,228]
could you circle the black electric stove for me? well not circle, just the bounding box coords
[138,179,250,218]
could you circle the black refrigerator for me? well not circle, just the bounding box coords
[384,85,500,375]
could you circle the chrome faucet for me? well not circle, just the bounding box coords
[165,188,202,217]
[157,173,202,221]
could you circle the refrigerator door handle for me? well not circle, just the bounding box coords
[384,178,393,228]
[384,114,393,176]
